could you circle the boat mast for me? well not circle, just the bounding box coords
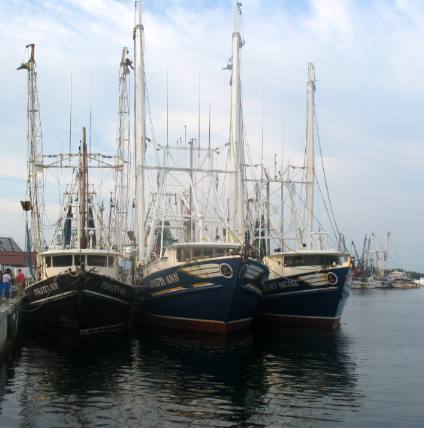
[79,127,89,249]
[280,146,285,251]
[113,47,132,251]
[134,0,146,262]
[265,169,271,255]
[305,62,315,250]
[228,1,245,243]
[189,137,194,242]
[17,44,44,254]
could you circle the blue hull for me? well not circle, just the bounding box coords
[257,267,352,329]
[134,257,268,334]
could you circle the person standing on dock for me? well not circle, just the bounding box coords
[16,269,25,296]
[2,268,12,299]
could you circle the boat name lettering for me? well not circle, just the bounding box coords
[34,282,59,297]
[148,272,179,288]
[264,279,298,292]
[100,281,127,297]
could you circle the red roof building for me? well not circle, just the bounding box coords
[0,237,36,268]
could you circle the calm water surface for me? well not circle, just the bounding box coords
[0,289,423,427]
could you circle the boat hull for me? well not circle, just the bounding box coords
[134,257,268,334]
[23,271,134,334]
[256,266,352,329]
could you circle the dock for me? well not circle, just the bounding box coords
[0,297,24,357]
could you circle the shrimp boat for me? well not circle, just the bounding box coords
[19,46,134,334]
[256,64,352,329]
[131,2,268,334]
[259,251,351,328]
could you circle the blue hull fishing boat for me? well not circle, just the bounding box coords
[131,2,268,333]
[135,244,267,333]
[257,252,351,329]
[257,64,352,329]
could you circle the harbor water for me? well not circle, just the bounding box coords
[0,289,423,427]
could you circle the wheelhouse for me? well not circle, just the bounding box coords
[174,243,242,263]
[39,249,121,279]
[265,251,351,279]
[282,253,349,268]
[141,242,243,277]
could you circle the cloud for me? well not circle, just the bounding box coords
[0,0,423,270]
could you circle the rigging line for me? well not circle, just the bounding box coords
[285,173,338,248]
[314,104,342,237]
[313,172,339,247]
[298,177,337,247]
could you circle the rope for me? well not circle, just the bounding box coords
[314,105,342,240]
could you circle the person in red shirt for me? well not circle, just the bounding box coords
[16,269,25,296]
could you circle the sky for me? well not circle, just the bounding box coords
[0,0,423,271]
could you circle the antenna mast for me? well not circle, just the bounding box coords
[134,0,146,262]
[17,44,44,254]
[305,62,315,250]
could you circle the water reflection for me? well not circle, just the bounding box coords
[0,327,361,427]
[134,328,267,426]
[133,326,362,426]
[252,327,362,426]
[3,332,135,427]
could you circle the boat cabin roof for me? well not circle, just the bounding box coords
[168,242,241,250]
[40,249,122,257]
[270,250,344,257]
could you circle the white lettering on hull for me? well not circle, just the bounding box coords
[146,272,180,289]
[33,282,59,297]
[99,281,127,297]
[263,279,299,292]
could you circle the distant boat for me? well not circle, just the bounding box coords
[386,270,418,289]
[413,277,424,287]
[256,64,352,329]
[351,232,391,289]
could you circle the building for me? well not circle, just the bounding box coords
[0,237,35,272]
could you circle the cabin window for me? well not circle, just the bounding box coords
[53,255,73,267]
[337,255,348,265]
[177,249,183,262]
[45,256,52,267]
[108,256,115,267]
[215,248,226,256]
[87,255,107,267]
[284,256,300,267]
[284,254,342,267]
[192,248,201,259]
[204,248,213,258]
[184,249,191,262]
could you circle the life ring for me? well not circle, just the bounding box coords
[326,272,338,285]
[220,263,233,278]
